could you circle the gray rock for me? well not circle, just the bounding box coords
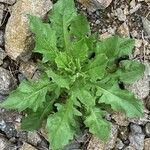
[5,0,53,61]
[77,0,113,12]
[116,8,126,21]
[129,133,145,150]
[0,48,7,65]
[142,17,150,37]
[0,94,6,102]
[0,135,8,150]
[115,138,124,149]
[0,48,6,60]
[0,67,17,95]
[0,30,4,46]
[0,0,16,5]
[0,121,17,138]
[145,122,150,137]
[130,123,143,134]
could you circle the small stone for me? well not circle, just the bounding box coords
[130,0,136,8]
[0,0,16,5]
[135,39,142,48]
[123,145,136,150]
[20,142,37,150]
[145,122,150,137]
[19,62,37,79]
[95,20,100,24]
[117,22,130,37]
[0,121,17,138]
[144,138,150,150]
[27,132,42,146]
[130,3,141,14]
[77,0,113,12]
[0,135,8,149]
[129,132,145,150]
[116,8,126,21]
[100,32,111,39]
[142,17,150,37]
[0,48,6,60]
[5,0,53,61]
[87,136,105,150]
[130,123,142,134]
[112,112,129,126]
[0,30,4,46]
[0,67,17,95]
[0,4,4,26]
[115,138,124,149]
[131,30,138,38]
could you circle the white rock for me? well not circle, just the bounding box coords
[5,0,53,61]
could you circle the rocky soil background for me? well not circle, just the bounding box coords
[0,0,150,149]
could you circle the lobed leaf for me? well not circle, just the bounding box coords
[96,84,144,118]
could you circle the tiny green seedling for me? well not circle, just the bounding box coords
[1,0,145,149]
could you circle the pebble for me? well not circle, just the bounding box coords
[123,145,136,150]
[129,132,145,150]
[130,123,143,134]
[0,121,17,138]
[116,8,126,21]
[0,67,17,95]
[0,135,8,149]
[0,4,4,26]
[142,17,150,37]
[0,30,4,46]
[130,3,141,14]
[27,132,43,146]
[144,138,150,150]
[19,62,38,79]
[77,0,113,12]
[115,138,124,149]
[20,142,37,150]
[5,0,53,61]
[0,0,16,5]
[112,112,129,126]
[0,48,6,66]
[145,122,150,137]
[117,22,130,37]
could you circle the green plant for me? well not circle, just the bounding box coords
[1,0,145,149]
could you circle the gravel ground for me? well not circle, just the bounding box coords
[0,0,150,150]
